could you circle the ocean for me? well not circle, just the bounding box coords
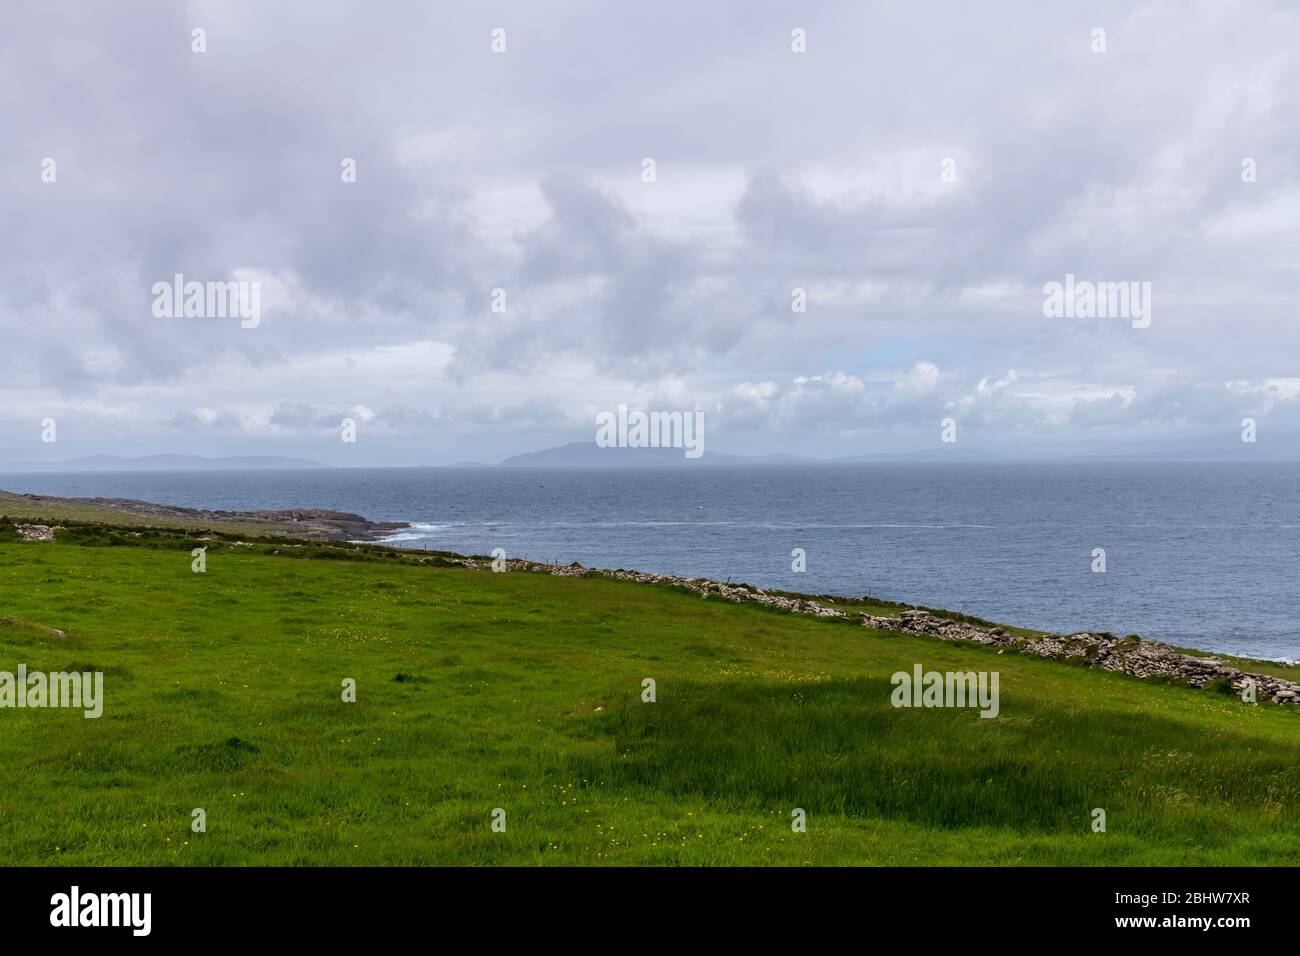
[2,462,1297,661]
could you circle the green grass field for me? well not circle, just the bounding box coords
[1,521,1298,866]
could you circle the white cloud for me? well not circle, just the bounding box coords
[4,0,1300,463]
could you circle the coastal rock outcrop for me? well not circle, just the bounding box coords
[2,491,407,542]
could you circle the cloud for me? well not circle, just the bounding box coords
[4,0,1300,463]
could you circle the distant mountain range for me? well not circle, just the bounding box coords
[0,445,1004,472]
[490,441,1300,467]
[499,442,778,468]
[2,442,1290,473]
[495,441,992,468]
[0,454,327,473]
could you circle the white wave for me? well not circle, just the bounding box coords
[376,523,447,542]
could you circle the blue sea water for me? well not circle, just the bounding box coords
[2,462,1297,661]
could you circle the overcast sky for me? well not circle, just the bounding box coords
[3,0,1299,465]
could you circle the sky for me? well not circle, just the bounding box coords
[3,0,1299,466]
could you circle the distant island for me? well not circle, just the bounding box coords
[494,441,990,468]
[5,443,1297,473]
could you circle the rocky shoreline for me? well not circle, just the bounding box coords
[443,554,1300,707]
[4,493,407,541]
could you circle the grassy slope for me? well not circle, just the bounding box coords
[1,530,1298,866]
